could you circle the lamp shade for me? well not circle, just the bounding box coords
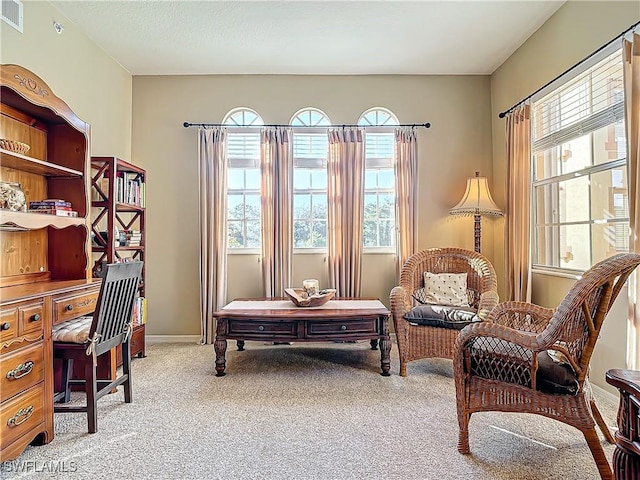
[449,172,503,217]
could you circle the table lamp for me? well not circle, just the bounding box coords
[449,171,503,253]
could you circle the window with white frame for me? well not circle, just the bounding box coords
[224,108,264,249]
[291,108,330,249]
[358,108,398,249]
[531,49,628,272]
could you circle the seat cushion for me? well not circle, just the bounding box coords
[404,304,480,330]
[52,316,93,344]
[537,350,579,395]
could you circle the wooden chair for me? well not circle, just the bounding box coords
[390,248,499,376]
[454,253,640,480]
[53,261,143,433]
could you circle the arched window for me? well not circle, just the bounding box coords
[290,108,331,249]
[222,108,264,249]
[358,108,399,249]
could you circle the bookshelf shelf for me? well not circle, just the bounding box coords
[90,156,146,362]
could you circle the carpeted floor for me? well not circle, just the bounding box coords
[2,342,618,480]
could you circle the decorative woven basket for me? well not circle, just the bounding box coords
[0,139,30,155]
[284,288,336,307]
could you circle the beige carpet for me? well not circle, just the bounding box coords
[3,342,618,479]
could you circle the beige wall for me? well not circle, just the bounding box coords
[490,1,639,392]
[0,1,132,158]
[131,74,493,336]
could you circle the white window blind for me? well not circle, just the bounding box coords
[533,51,624,153]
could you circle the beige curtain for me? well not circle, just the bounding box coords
[327,128,365,297]
[624,34,640,369]
[260,127,293,297]
[504,103,532,302]
[198,128,228,344]
[395,127,418,279]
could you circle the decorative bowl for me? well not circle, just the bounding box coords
[0,139,30,155]
[284,288,336,307]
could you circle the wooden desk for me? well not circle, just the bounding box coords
[213,298,391,376]
[606,369,640,480]
[0,279,101,461]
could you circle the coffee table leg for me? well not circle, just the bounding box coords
[380,336,391,376]
[237,340,245,351]
[370,339,379,350]
[214,338,227,377]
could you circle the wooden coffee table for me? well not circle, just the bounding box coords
[213,298,391,376]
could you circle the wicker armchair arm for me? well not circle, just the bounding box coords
[485,301,555,333]
[455,320,543,353]
[476,290,499,320]
[390,285,412,338]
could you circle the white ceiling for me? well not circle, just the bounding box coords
[49,0,565,76]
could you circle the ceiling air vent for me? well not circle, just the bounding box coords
[1,0,23,33]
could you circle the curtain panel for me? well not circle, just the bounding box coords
[624,34,640,369]
[504,103,532,302]
[260,128,294,298]
[198,127,228,344]
[394,127,419,280]
[327,128,365,297]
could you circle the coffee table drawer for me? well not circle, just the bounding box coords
[307,318,377,336]
[228,320,296,336]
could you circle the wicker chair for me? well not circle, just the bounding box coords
[390,248,499,377]
[454,253,640,480]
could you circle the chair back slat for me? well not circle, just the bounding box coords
[89,262,143,356]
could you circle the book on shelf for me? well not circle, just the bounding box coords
[130,295,146,326]
[28,208,78,217]
[29,200,72,208]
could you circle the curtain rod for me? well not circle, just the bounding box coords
[183,122,430,128]
[498,20,640,119]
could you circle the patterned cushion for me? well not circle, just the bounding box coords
[52,316,93,344]
[404,304,480,330]
[422,272,470,307]
[413,287,479,308]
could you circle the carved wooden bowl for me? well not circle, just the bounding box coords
[0,139,30,155]
[284,288,336,307]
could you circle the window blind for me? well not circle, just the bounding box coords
[533,51,624,153]
[227,133,260,168]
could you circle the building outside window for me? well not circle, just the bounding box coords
[291,108,330,249]
[224,108,263,249]
[531,49,627,272]
[358,108,398,250]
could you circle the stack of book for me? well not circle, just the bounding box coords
[131,296,147,326]
[122,229,142,247]
[28,199,78,217]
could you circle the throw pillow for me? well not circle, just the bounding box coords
[422,272,470,307]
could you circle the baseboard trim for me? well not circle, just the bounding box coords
[146,335,202,345]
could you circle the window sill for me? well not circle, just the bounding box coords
[531,267,583,280]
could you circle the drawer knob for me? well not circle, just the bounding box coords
[340,325,347,331]
[31,313,41,322]
[1,322,10,331]
[6,361,34,380]
[7,405,34,427]
[65,304,74,311]
[258,325,265,331]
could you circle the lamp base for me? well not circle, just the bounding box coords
[474,213,481,253]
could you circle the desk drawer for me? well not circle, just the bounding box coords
[307,318,377,336]
[228,320,296,336]
[0,343,44,402]
[0,383,45,449]
[0,301,44,345]
[53,290,98,325]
